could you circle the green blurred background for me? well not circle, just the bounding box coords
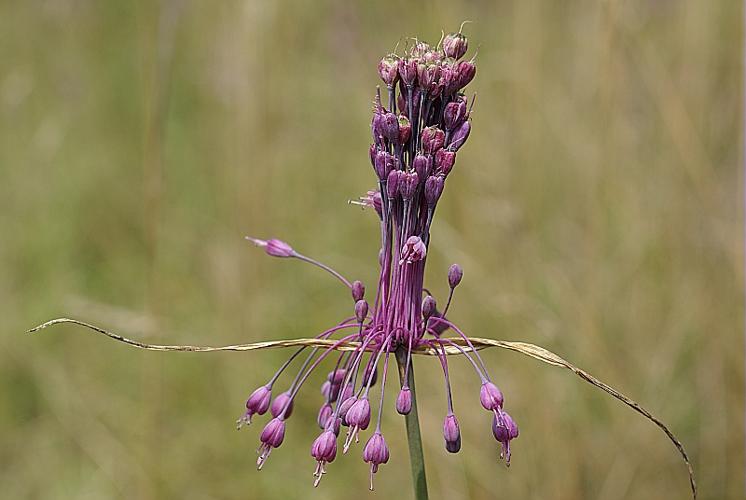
[1,0,743,498]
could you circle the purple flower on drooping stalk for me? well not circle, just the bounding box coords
[239,26,519,488]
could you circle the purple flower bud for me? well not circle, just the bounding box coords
[448,263,463,288]
[444,99,467,131]
[412,153,432,181]
[422,295,436,319]
[371,111,385,144]
[492,410,519,465]
[397,114,411,145]
[363,363,378,387]
[355,299,369,322]
[351,280,365,301]
[238,384,272,427]
[246,237,294,258]
[381,112,399,142]
[396,387,412,415]
[443,413,462,453]
[327,368,347,385]
[443,32,468,60]
[456,60,476,89]
[398,171,419,200]
[386,169,401,199]
[374,151,395,180]
[345,397,371,430]
[377,55,399,87]
[434,149,456,176]
[421,126,445,155]
[480,382,504,411]
[401,235,427,264]
[363,432,390,489]
[311,429,337,463]
[440,64,460,96]
[448,120,471,151]
[338,396,357,424]
[270,390,294,418]
[257,417,286,469]
[398,57,418,87]
[424,175,445,207]
[317,403,333,429]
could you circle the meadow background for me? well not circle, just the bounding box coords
[1,0,743,499]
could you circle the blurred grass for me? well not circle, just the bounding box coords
[0,0,742,498]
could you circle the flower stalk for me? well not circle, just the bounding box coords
[396,347,428,500]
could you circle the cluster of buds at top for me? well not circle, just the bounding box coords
[240,26,518,491]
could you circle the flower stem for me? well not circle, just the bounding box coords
[396,347,429,500]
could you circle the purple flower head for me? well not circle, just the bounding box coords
[396,387,412,415]
[363,432,390,490]
[237,384,272,428]
[246,237,294,258]
[351,280,365,301]
[424,175,445,207]
[448,263,463,288]
[434,148,457,176]
[240,28,519,489]
[443,413,462,453]
[355,299,369,323]
[270,390,294,419]
[401,236,426,264]
[311,430,338,486]
[443,32,468,60]
[421,126,445,155]
[257,417,285,469]
[377,55,399,87]
[492,410,519,466]
[448,119,471,151]
[480,381,504,411]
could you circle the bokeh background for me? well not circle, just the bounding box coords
[1,0,743,499]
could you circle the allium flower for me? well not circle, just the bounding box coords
[237,26,520,488]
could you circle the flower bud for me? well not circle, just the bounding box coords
[386,169,401,198]
[443,413,462,453]
[355,299,369,322]
[444,99,467,131]
[434,148,456,176]
[346,397,371,430]
[377,55,399,87]
[259,417,286,449]
[317,403,333,429]
[401,235,427,264]
[412,153,432,181]
[443,32,468,60]
[398,171,419,200]
[351,280,365,301]
[363,432,390,488]
[440,64,460,96]
[448,120,471,151]
[456,60,476,89]
[243,384,272,423]
[311,429,338,463]
[396,387,412,415]
[397,114,411,145]
[424,175,445,207]
[421,126,445,155]
[374,151,395,180]
[246,237,295,258]
[422,295,436,319]
[448,263,463,288]
[381,112,399,142]
[492,410,519,465]
[371,111,385,144]
[398,57,418,86]
[480,382,504,411]
[338,396,357,424]
[270,390,294,418]
[418,63,442,96]
[327,368,347,385]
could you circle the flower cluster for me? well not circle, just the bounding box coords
[240,26,518,490]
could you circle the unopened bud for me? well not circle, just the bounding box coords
[422,295,436,319]
[456,60,476,89]
[396,387,412,415]
[448,120,471,151]
[351,280,365,301]
[398,58,418,86]
[444,99,467,131]
[443,413,462,453]
[378,55,399,87]
[397,114,411,145]
[434,149,456,176]
[412,153,432,181]
[443,32,468,60]
[424,175,445,207]
[421,126,445,155]
[398,171,419,200]
[448,263,463,288]
[355,299,369,323]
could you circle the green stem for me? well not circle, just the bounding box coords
[396,348,429,500]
